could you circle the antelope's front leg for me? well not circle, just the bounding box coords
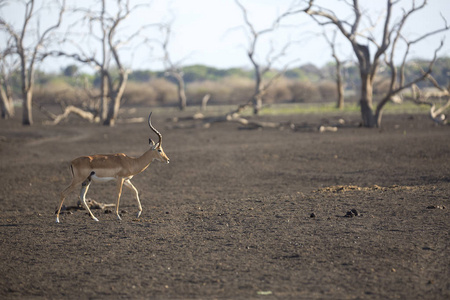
[123,179,142,218]
[80,178,98,222]
[115,178,125,220]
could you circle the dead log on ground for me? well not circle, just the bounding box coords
[56,199,115,213]
[40,105,99,125]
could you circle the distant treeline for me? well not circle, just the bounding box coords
[11,56,450,107]
[131,57,449,87]
[30,56,449,86]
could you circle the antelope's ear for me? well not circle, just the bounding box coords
[149,138,155,147]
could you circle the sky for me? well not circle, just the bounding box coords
[1,0,450,73]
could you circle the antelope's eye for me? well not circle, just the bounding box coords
[158,149,162,153]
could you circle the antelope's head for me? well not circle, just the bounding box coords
[148,112,170,164]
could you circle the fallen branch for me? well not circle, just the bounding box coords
[40,105,99,125]
[197,111,287,130]
[56,198,115,213]
[116,117,145,124]
[201,94,211,111]
[415,99,450,125]
[319,125,338,132]
[405,83,450,125]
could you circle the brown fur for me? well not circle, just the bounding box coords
[56,145,169,223]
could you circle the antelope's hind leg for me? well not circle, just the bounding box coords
[115,178,125,221]
[57,184,76,223]
[124,179,143,218]
[80,178,98,222]
[56,178,85,223]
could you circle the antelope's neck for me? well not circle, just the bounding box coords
[132,148,156,174]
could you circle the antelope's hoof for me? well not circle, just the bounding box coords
[93,217,99,222]
[117,214,122,221]
[56,217,60,223]
[137,211,142,218]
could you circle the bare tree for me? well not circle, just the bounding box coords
[0,0,65,125]
[171,1,301,129]
[235,0,298,115]
[52,0,149,126]
[323,30,345,109]
[0,37,17,119]
[286,0,449,127]
[160,24,187,111]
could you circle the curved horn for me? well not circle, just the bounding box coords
[148,112,162,147]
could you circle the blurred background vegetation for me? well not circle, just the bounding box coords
[6,56,450,109]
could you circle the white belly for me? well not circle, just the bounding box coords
[91,174,116,182]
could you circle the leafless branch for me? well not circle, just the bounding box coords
[235,0,302,114]
[158,22,188,110]
[0,0,66,125]
[376,40,445,122]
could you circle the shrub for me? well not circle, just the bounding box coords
[122,81,158,106]
[265,78,293,104]
[186,80,227,105]
[222,77,254,105]
[186,77,255,106]
[289,81,321,103]
[147,78,178,106]
[33,79,91,106]
[318,81,338,102]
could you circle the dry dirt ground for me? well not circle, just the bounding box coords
[0,109,449,299]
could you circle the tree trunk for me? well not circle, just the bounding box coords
[100,72,109,122]
[0,84,14,119]
[103,73,128,126]
[336,76,344,109]
[22,90,33,125]
[375,108,384,128]
[19,56,33,125]
[175,74,187,111]
[104,96,120,126]
[253,96,262,115]
[352,43,377,127]
[253,77,264,115]
[360,76,376,127]
[335,60,344,109]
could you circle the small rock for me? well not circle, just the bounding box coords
[319,125,338,133]
[104,209,112,214]
[344,211,354,218]
[310,213,316,218]
[427,205,445,210]
[351,208,359,216]
[257,291,272,295]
